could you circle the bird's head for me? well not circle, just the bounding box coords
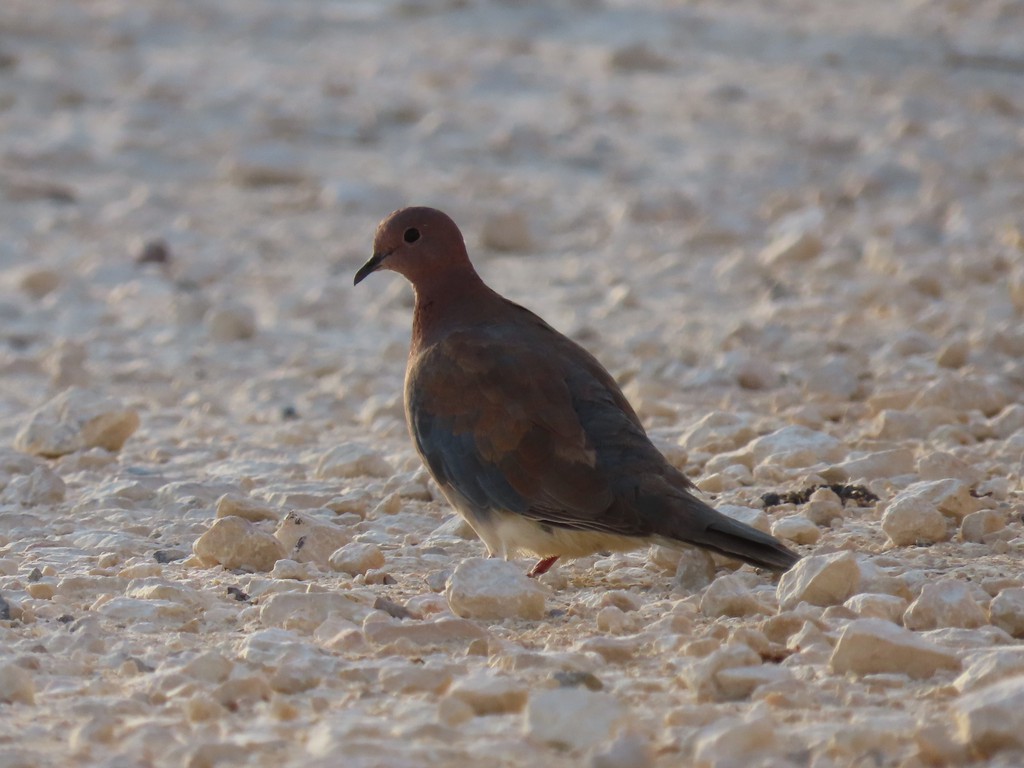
[354,206,475,289]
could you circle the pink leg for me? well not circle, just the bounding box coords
[528,556,559,578]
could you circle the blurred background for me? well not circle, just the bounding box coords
[0,0,1022,427]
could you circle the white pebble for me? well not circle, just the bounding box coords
[771,515,820,544]
[14,388,140,457]
[759,230,823,267]
[829,618,961,679]
[745,425,846,468]
[903,579,987,631]
[955,678,1024,756]
[524,688,627,750]
[961,510,1005,543]
[0,465,65,506]
[259,592,371,633]
[274,512,350,565]
[989,588,1024,638]
[315,444,394,479]
[701,574,770,618]
[881,487,951,547]
[193,516,286,572]
[446,673,527,716]
[954,648,1024,695]
[777,551,861,610]
[844,593,908,623]
[329,542,384,576]
[445,558,545,620]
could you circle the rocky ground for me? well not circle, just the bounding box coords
[1,0,1023,766]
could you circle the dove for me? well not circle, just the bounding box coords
[354,207,800,577]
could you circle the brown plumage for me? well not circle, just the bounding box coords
[354,207,800,577]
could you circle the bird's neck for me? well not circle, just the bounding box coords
[410,269,492,353]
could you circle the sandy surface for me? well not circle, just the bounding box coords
[1,0,1023,766]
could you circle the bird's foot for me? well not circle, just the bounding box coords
[528,556,559,578]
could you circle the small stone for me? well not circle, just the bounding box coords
[438,696,475,726]
[446,673,527,716]
[591,731,654,768]
[379,664,452,696]
[215,493,280,522]
[869,409,927,440]
[990,404,1024,439]
[26,582,55,600]
[700,574,771,618]
[912,374,1008,418]
[936,338,970,369]
[0,662,35,704]
[329,542,384,576]
[989,588,1024,638]
[829,618,961,679]
[193,516,286,572]
[961,509,1005,543]
[777,551,861,610]
[607,42,672,73]
[370,492,402,517]
[135,239,170,265]
[954,648,1024,693]
[445,558,545,620]
[207,302,256,341]
[679,643,761,704]
[18,268,61,299]
[746,425,846,468]
[45,339,88,388]
[844,593,908,623]
[823,448,915,483]
[801,356,861,399]
[480,210,534,252]
[714,664,794,701]
[888,480,979,522]
[955,678,1024,755]
[903,579,987,631]
[693,716,778,764]
[576,636,642,663]
[269,558,316,580]
[0,465,65,506]
[770,515,820,544]
[648,544,682,572]
[524,688,627,750]
[259,591,371,633]
[759,230,823,267]
[678,412,756,453]
[315,444,394,479]
[596,606,631,634]
[363,616,487,649]
[881,486,951,547]
[673,548,717,592]
[917,451,982,485]
[274,512,350,565]
[14,388,140,457]
[804,496,845,527]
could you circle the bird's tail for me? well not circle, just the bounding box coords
[657,493,800,573]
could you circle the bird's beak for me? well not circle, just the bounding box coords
[353,251,387,286]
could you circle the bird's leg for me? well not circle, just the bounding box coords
[528,556,559,578]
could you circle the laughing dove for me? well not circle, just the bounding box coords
[355,207,800,577]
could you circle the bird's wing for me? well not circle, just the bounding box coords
[406,319,679,536]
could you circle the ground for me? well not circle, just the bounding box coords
[0,0,1023,766]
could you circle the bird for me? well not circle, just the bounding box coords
[354,207,800,578]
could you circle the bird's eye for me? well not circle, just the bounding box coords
[403,228,420,244]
